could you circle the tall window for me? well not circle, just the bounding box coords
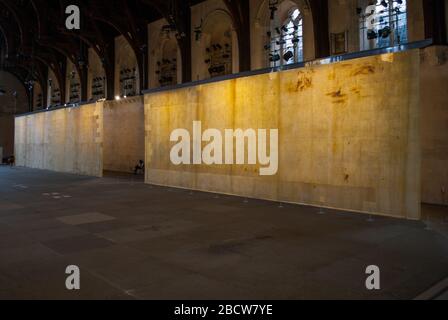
[360,0,408,51]
[267,7,303,67]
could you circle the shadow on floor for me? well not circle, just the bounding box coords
[103,170,144,182]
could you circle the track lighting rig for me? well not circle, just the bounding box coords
[264,5,303,67]
[358,0,407,48]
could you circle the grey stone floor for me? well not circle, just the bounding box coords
[1,166,447,300]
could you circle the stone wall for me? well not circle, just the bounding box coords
[0,70,29,157]
[0,116,14,158]
[420,46,448,206]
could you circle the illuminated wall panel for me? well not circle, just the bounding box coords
[15,102,103,177]
[103,97,145,173]
[144,50,421,219]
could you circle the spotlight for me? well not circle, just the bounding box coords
[115,95,121,101]
[379,26,391,38]
[283,51,294,61]
[269,54,281,62]
[367,30,378,40]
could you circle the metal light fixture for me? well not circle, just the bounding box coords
[269,0,279,20]
[269,53,281,62]
[283,51,294,62]
[194,19,203,42]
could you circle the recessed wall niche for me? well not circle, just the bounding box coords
[88,48,106,101]
[33,82,43,110]
[0,70,28,115]
[50,85,61,106]
[202,11,234,78]
[91,76,106,101]
[47,67,61,107]
[204,39,232,78]
[66,59,81,104]
[156,39,178,87]
[115,35,139,97]
[148,18,182,88]
[191,0,239,80]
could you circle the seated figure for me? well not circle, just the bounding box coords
[7,155,15,167]
[134,160,145,175]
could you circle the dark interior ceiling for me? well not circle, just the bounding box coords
[0,0,446,105]
[0,0,209,96]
